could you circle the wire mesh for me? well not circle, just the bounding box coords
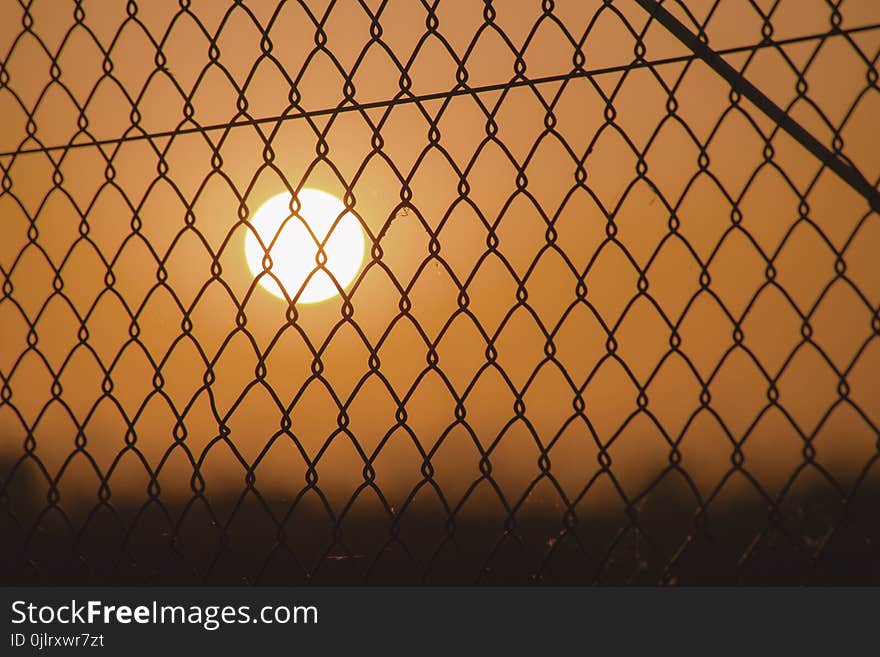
[0,0,879,584]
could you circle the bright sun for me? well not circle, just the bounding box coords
[244,188,365,303]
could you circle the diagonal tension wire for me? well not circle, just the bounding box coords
[0,22,877,160]
[634,0,880,213]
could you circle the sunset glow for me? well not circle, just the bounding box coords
[244,189,365,303]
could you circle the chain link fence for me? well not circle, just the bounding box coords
[1,0,879,584]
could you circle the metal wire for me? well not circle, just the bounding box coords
[1,0,879,584]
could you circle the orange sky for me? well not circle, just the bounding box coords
[0,0,878,523]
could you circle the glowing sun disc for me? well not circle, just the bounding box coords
[244,189,365,303]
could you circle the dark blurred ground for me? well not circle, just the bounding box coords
[2,452,877,586]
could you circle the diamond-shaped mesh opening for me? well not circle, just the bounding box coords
[0,0,878,584]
